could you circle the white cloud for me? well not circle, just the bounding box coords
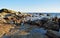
[19,8,60,13]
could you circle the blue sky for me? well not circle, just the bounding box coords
[0,0,60,12]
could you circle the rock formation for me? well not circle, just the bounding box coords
[0,8,60,38]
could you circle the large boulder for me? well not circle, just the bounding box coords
[26,18,49,27]
[43,21,59,31]
[0,8,17,13]
[0,9,8,13]
[26,20,42,26]
[46,30,60,38]
[0,23,15,37]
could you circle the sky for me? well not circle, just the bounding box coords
[0,0,60,12]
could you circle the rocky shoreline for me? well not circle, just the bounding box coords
[0,8,60,38]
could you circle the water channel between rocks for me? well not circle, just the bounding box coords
[2,13,60,38]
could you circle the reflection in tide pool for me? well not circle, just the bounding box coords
[30,28,47,35]
[20,24,47,35]
[20,23,47,35]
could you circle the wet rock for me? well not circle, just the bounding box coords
[26,18,49,27]
[43,21,59,31]
[58,18,60,28]
[26,20,41,26]
[46,30,60,38]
